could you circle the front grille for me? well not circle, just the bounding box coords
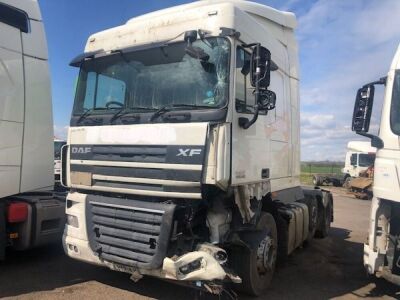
[69,144,205,199]
[86,194,175,269]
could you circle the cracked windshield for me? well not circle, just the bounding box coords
[72,37,230,115]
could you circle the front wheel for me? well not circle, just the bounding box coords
[232,212,278,296]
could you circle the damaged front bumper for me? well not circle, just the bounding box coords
[65,232,240,293]
[110,244,241,286]
[64,192,240,293]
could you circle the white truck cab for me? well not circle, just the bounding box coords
[62,1,333,295]
[342,141,376,178]
[0,0,65,260]
[352,43,400,284]
[54,139,66,185]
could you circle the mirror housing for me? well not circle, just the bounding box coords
[351,78,386,149]
[352,85,375,133]
[259,90,276,111]
[250,46,271,88]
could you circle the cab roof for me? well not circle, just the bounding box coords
[127,0,296,30]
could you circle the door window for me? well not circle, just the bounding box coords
[235,47,257,114]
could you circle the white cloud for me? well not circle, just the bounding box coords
[297,0,400,161]
[54,125,68,140]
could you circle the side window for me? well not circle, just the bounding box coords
[95,74,126,108]
[235,47,255,114]
[350,153,357,166]
[0,3,30,33]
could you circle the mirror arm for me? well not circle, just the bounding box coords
[356,132,384,149]
[363,76,387,87]
[239,105,259,129]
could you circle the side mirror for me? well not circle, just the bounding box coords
[352,85,374,132]
[350,154,357,166]
[250,46,271,89]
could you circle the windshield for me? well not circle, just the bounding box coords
[391,70,400,135]
[54,141,66,159]
[72,37,230,117]
[358,153,375,167]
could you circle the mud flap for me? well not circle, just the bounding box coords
[0,202,5,260]
[229,228,269,250]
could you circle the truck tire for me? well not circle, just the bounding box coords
[343,176,351,189]
[313,175,322,186]
[315,200,332,238]
[276,213,289,263]
[232,212,277,296]
[300,196,318,242]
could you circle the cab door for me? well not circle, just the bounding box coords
[231,46,271,185]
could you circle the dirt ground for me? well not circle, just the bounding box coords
[1,187,399,299]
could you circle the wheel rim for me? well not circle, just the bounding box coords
[256,234,276,275]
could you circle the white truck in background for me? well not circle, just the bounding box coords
[352,44,400,284]
[311,141,376,188]
[0,0,65,260]
[62,0,333,296]
[54,139,66,186]
[342,141,376,181]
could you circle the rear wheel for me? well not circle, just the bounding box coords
[344,176,352,189]
[315,200,332,238]
[312,175,321,186]
[302,196,318,242]
[232,212,278,296]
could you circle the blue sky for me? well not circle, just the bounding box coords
[41,0,400,161]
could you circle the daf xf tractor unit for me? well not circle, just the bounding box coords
[0,0,65,260]
[352,43,400,284]
[62,0,334,295]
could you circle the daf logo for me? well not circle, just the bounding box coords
[72,146,91,154]
[177,148,202,157]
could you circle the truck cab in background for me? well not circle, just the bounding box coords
[352,44,400,284]
[54,139,66,187]
[342,141,376,179]
[0,0,65,260]
[62,0,333,295]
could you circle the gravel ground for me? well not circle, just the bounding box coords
[1,187,399,299]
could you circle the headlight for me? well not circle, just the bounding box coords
[67,215,79,228]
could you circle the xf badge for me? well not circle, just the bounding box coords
[177,148,202,157]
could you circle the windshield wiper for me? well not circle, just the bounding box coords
[110,106,153,123]
[149,104,212,122]
[76,108,102,124]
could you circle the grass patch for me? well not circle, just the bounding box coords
[300,173,314,185]
[300,163,343,175]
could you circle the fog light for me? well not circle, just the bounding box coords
[67,215,79,228]
[179,258,202,275]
